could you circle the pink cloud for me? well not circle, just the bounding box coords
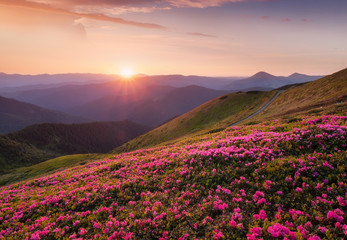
[0,0,166,29]
[282,18,291,22]
[31,0,256,10]
[187,32,217,38]
[166,0,246,8]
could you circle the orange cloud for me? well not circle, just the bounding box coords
[0,0,166,29]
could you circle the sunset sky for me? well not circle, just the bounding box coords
[0,0,346,76]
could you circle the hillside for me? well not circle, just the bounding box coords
[115,69,346,153]
[0,96,82,134]
[255,68,347,120]
[0,114,345,239]
[0,135,56,173]
[115,91,274,152]
[0,121,150,173]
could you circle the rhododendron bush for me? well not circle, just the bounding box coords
[0,115,346,239]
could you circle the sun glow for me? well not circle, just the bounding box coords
[120,68,134,78]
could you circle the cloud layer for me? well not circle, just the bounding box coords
[0,0,166,29]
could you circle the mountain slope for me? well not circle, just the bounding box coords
[0,121,150,173]
[114,90,274,152]
[0,135,56,173]
[115,68,346,153]
[1,114,345,238]
[69,85,230,127]
[255,68,347,119]
[0,96,82,134]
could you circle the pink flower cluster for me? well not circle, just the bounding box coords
[0,115,346,239]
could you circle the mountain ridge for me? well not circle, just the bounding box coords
[225,71,323,91]
[0,96,83,134]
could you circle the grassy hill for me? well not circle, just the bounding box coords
[114,91,274,153]
[0,121,150,173]
[0,135,56,173]
[0,69,345,239]
[0,114,345,238]
[255,68,347,120]
[115,68,347,153]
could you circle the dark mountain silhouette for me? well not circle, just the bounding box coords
[69,85,230,127]
[0,96,82,134]
[225,71,323,91]
[0,121,150,172]
[134,74,240,90]
[67,84,176,120]
[8,121,151,155]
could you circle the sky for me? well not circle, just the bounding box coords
[0,0,346,76]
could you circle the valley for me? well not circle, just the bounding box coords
[0,68,345,239]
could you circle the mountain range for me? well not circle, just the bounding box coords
[0,68,345,183]
[0,71,323,131]
[225,71,323,90]
[115,68,346,153]
[0,96,82,134]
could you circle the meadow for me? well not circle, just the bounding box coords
[0,115,346,239]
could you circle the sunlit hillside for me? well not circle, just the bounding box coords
[0,114,346,239]
[115,91,274,153]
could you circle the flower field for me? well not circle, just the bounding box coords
[0,115,346,240]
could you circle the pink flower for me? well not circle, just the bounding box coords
[214,230,224,240]
[229,220,237,228]
[268,223,291,238]
[250,227,262,236]
[308,236,321,240]
[318,226,327,233]
[254,210,267,220]
[79,228,87,235]
[93,222,101,229]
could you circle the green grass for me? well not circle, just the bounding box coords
[114,91,274,153]
[0,153,112,186]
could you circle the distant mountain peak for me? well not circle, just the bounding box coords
[289,72,307,78]
[251,71,276,78]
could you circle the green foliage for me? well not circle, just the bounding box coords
[0,121,149,173]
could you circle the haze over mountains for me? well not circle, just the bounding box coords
[0,68,344,180]
[0,73,118,90]
[0,71,323,133]
[0,96,82,134]
[225,72,323,91]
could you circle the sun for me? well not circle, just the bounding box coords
[120,68,134,78]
